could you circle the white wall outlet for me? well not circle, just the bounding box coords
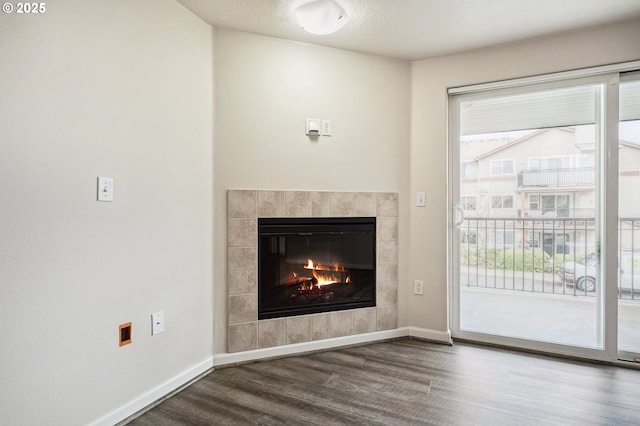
[322,119,332,136]
[416,192,426,207]
[151,311,164,335]
[414,280,424,295]
[97,177,114,202]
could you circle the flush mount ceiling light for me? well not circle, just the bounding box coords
[294,0,349,35]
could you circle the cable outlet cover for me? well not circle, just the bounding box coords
[151,311,164,335]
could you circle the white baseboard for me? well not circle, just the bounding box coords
[91,327,450,425]
[213,327,451,367]
[404,326,453,345]
[89,356,213,426]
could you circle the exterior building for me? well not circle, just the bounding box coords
[460,126,640,256]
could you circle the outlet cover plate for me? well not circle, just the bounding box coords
[151,311,164,335]
[414,280,424,295]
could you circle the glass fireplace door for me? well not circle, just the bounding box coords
[258,217,376,319]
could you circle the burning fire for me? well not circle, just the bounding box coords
[304,259,345,272]
[303,259,350,286]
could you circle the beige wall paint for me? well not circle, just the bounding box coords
[0,1,213,424]
[213,29,411,353]
[409,18,640,332]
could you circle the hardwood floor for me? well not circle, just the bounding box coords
[128,338,640,425]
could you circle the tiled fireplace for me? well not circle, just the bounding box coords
[227,190,398,353]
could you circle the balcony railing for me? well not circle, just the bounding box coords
[459,217,640,300]
[519,208,596,218]
[518,167,595,187]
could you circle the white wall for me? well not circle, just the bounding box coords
[0,1,214,424]
[213,29,411,353]
[409,18,640,332]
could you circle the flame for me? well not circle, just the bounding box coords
[303,258,350,287]
[304,258,330,271]
[333,261,345,272]
[312,270,339,286]
[304,259,344,271]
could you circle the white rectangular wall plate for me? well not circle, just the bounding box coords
[414,280,424,295]
[305,118,321,136]
[97,177,114,202]
[151,311,165,335]
[416,192,426,207]
[322,119,332,136]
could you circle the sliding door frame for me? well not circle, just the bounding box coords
[448,61,640,363]
[617,71,640,362]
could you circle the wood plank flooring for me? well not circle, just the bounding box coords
[127,338,640,425]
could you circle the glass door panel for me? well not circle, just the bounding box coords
[618,77,640,358]
[453,81,603,349]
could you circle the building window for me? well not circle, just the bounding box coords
[461,230,477,245]
[541,194,570,216]
[525,231,545,248]
[461,161,478,178]
[490,229,514,246]
[461,196,477,211]
[528,194,539,211]
[490,159,515,175]
[491,195,514,209]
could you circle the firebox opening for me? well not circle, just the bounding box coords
[258,217,376,320]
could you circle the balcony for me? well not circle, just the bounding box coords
[518,167,595,187]
[459,216,640,351]
[460,217,640,300]
[520,208,596,218]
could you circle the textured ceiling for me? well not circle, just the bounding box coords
[175,0,640,61]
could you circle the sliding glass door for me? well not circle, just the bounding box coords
[450,66,640,361]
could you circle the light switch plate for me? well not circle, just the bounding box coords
[322,119,332,136]
[414,280,424,295]
[97,177,113,202]
[416,192,426,207]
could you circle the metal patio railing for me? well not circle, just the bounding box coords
[459,217,640,300]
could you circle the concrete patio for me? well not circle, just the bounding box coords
[460,286,640,352]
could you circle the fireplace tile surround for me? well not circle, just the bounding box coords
[227,190,398,353]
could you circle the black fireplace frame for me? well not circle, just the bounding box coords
[258,217,376,320]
